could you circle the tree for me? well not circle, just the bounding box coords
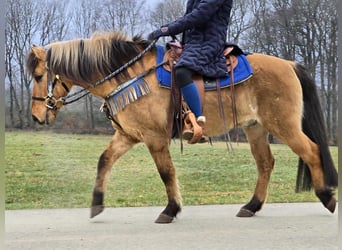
[148,0,186,43]
[227,0,252,44]
[6,0,40,128]
[246,0,338,142]
[97,0,146,37]
[5,0,70,128]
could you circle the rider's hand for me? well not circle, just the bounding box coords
[148,26,169,40]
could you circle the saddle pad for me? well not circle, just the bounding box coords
[156,45,253,90]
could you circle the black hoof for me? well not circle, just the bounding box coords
[237,195,263,217]
[325,197,336,213]
[90,205,104,218]
[155,213,174,223]
[236,208,255,217]
[316,189,336,213]
[155,200,181,223]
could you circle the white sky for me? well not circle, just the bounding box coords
[145,0,162,7]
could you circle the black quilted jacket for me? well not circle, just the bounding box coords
[166,0,233,78]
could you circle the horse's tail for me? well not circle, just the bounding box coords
[293,63,338,192]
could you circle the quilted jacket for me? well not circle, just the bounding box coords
[165,0,233,78]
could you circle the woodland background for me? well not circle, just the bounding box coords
[5,0,338,144]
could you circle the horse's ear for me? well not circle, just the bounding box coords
[30,45,47,61]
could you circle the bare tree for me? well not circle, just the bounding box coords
[72,0,102,37]
[5,0,71,128]
[148,0,185,42]
[246,0,338,143]
[98,0,146,36]
[39,0,71,44]
[227,0,253,44]
[6,0,40,127]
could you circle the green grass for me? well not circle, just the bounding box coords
[5,131,338,210]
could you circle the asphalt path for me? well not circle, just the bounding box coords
[5,203,338,250]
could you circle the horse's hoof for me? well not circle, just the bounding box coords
[325,197,336,213]
[236,208,255,217]
[90,205,104,218]
[155,213,174,223]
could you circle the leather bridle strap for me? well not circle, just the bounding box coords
[32,96,46,101]
[31,74,69,111]
[32,74,63,102]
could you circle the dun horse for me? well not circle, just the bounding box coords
[26,31,337,223]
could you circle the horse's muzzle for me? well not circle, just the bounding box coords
[32,115,45,125]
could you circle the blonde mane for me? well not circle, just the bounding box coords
[45,31,150,84]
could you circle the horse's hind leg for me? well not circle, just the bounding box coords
[90,131,137,218]
[145,137,182,223]
[281,132,336,213]
[237,124,275,217]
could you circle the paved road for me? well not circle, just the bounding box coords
[5,203,338,250]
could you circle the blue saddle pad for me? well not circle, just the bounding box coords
[155,45,253,90]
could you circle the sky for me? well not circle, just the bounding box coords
[146,0,162,8]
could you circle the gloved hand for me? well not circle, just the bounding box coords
[148,26,169,40]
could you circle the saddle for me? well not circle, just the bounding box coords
[163,41,239,74]
[164,40,242,144]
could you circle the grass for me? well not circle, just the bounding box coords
[5,131,338,210]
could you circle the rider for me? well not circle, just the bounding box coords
[149,0,233,143]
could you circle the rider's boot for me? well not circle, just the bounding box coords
[180,82,208,143]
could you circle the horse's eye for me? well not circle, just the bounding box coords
[34,75,43,82]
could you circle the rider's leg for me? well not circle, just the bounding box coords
[179,82,203,117]
[175,67,208,143]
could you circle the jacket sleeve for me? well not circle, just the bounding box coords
[165,0,229,35]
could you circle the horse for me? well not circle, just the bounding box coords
[26,30,337,223]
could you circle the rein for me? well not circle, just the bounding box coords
[93,39,158,87]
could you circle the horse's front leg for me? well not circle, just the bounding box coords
[237,124,275,217]
[90,131,137,218]
[145,137,182,223]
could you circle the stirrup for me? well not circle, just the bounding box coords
[194,116,209,144]
[182,112,201,140]
[182,113,208,144]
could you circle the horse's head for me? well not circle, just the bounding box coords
[26,45,72,125]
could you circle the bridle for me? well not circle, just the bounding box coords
[31,71,70,111]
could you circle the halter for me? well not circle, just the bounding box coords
[31,70,69,111]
